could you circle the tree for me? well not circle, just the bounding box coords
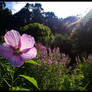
[20,23,54,47]
[9,3,45,30]
[0,1,6,9]
[44,12,63,34]
[0,1,12,37]
[73,18,92,58]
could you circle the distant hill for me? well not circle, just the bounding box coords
[62,16,80,25]
[61,16,80,33]
[68,8,92,28]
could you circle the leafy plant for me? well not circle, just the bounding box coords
[19,75,39,90]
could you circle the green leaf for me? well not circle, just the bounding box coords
[63,78,70,90]
[24,60,40,65]
[10,87,31,91]
[81,81,89,91]
[19,75,39,90]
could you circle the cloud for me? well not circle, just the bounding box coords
[11,2,38,14]
[10,2,92,18]
[11,2,27,14]
[39,2,92,18]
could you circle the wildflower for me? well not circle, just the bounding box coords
[42,59,45,65]
[56,47,61,57]
[48,59,52,65]
[0,30,37,67]
[88,54,92,60]
[48,48,51,54]
[62,53,66,58]
[54,61,58,65]
[35,42,47,58]
[59,61,65,66]
[73,70,77,74]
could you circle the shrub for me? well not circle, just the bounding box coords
[20,23,54,47]
[81,60,92,91]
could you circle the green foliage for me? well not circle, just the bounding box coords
[10,87,30,91]
[0,55,90,91]
[31,62,85,91]
[51,33,72,54]
[81,61,92,90]
[24,60,41,66]
[0,57,39,91]
[19,75,39,90]
[20,23,54,46]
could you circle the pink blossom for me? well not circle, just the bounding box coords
[73,70,77,74]
[48,59,52,65]
[54,61,58,65]
[0,30,37,67]
[59,61,65,66]
[88,54,92,59]
[62,53,66,58]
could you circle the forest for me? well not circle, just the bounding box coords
[0,1,92,91]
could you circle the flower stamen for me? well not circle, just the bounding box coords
[14,48,21,55]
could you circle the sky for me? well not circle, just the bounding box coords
[5,2,92,18]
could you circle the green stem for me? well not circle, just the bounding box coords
[10,67,15,91]
[13,77,18,84]
[3,78,11,88]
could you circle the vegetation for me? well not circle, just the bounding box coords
[20,23,54,46]
[0,1,92,91]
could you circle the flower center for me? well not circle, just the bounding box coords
[14,48,21,55]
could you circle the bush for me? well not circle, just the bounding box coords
[81,60,92,91]
[20,23,54,47]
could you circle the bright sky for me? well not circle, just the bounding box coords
[5,2,92,18]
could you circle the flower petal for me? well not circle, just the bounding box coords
[21,47,37,61]
[4,30,21,49]
[20,34,35,51]
[8,55,24,67]
[0,43,13,59]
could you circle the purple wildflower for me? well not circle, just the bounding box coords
[73,70,77,74]
[54,61,58,65]
[0,30,37,67]
[48,59,52,65]
[88,54,92,59]
[59,61,65,66]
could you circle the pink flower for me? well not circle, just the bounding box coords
[0,30,37,67]
[62,53,66,57]
[88,54,92,59]
[48,59,52,65]
[59,61,65,66]
[73,70,77,74]
[54,61,58,65]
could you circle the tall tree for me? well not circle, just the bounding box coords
[0,1,12,37]
[0,1,6,9]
